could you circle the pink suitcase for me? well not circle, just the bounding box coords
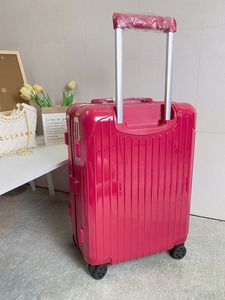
[65,13,196,279]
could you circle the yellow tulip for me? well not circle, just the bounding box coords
[33,84,43,93]
[20,93,30,101]
[31,89,37,95]
[67,80,76,90]
[23,83,33,91]
[20,87,32,98]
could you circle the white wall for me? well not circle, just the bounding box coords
[1,0,225,219]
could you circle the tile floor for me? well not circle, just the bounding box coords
[0,186,224,300]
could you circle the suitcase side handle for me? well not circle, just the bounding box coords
[113,13,177,33]
[113,12,176,123]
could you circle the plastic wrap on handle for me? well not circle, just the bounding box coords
[113,13,177,33]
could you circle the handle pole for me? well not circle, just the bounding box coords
[115,28,123,123]
[164,32,174,120]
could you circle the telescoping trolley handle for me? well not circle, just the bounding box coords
[113,13,177,123]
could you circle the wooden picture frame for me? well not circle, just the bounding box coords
[0,50,28,112]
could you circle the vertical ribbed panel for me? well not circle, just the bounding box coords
[83,113,195,264]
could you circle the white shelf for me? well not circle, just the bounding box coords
[0,136,68,195]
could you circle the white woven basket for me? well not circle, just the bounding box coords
[0,103,37,157]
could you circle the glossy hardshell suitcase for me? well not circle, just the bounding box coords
[65,13,196,279]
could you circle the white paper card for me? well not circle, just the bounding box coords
[42,113,67,146]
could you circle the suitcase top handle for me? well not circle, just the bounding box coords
[113,13,177,32]
[113,12,177,123]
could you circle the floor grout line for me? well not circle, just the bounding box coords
[191,213,225,223]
